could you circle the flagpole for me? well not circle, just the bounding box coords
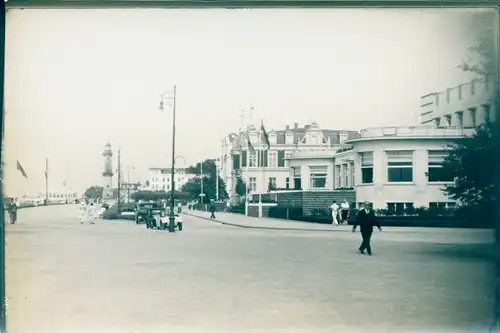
[45,158,49,205]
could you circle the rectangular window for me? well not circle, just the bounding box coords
[343,164,349,187]
[444,115,451,127]
[350,163,355,187]
[232,154,241,170]
[360,152,373,184]
[430,202,456,209]
[268,151,277,168]
[456,112,463,127]
[335,165,341,188]
[268,177,277,190]
[285,177,290,189]
[387,202,414,215]
[294,178,301,189]
[277,150,285,167]
[258,150,268,167]
[427,150,453,182]
[241,150,247,167]
[293,167,301,189]
[249,152,257,167]
[387,150,413,183]
[470,108,477,127]
[310,166,327,188]
[249,177,257,192]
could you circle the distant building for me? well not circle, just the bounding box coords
[248,77,495,211]
[420,75,496,128]
[220,122,358,196]
[148,168,195,192]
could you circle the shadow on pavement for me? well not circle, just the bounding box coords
[419,242,496,261]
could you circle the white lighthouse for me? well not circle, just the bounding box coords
[102,143,114,200]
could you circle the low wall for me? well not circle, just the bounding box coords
[250,190,356,215]
[247,203,277,218]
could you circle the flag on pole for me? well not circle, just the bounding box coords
[246,132,256,154]
[260,118,271,150]
[16,160,28,178]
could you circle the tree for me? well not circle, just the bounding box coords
[235,176,247,197]
[441,121,498,207]
[84,186,103,199]
[183,159,228,202]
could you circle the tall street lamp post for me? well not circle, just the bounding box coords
[159,86,177,233]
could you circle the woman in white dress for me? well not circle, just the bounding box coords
[77,202,87,224]
[330,200,339,226]
[87,202,96,224]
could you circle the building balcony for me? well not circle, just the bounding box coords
[346,126,475,143]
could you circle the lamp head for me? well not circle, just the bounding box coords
[159,100,164,111]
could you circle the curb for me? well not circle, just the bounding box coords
[183,212,344,233]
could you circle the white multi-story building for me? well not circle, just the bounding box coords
[220,122,358,196]
[420,75,496,127]
[148,167,195,192]
[226,76,494,211]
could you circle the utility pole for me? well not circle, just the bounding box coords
[127,165,131,204]
[200,161,204,205]
[45,158,49,205]
[215,159,219,202]
[159,85,177,233]
[117,149,121,213]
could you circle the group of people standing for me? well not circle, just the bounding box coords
[77,202,105,224]
[330,199,351,225]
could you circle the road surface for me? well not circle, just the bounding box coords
[6,205,495,333]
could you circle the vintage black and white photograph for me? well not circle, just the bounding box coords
[2,6,499,333]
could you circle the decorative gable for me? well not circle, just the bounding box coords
[298,121,329,147]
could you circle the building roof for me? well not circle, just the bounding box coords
[243,122,359,146]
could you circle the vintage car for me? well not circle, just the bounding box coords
[146,209,183,231]
[135,202,162,224]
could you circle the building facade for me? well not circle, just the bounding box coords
[345,126,475,209]
[148,167,195,192]
[220,122,358,196]
[420,75,496,127]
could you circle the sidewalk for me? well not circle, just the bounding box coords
[185,210,346,232]
[184,210,495,236]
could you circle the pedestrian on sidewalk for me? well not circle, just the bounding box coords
[352,201,382,255]
[88,202,97,224]
[340,199,350,225]
[77,202,86,224]
[330,200,339,226]
[209,202,216,219]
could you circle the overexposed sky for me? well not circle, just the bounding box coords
[3,8,489,195]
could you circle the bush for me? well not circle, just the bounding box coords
[230,203,245,215]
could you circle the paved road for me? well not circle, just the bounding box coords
[6,205,495,333]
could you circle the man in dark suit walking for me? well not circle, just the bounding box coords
[352,201,382,255]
